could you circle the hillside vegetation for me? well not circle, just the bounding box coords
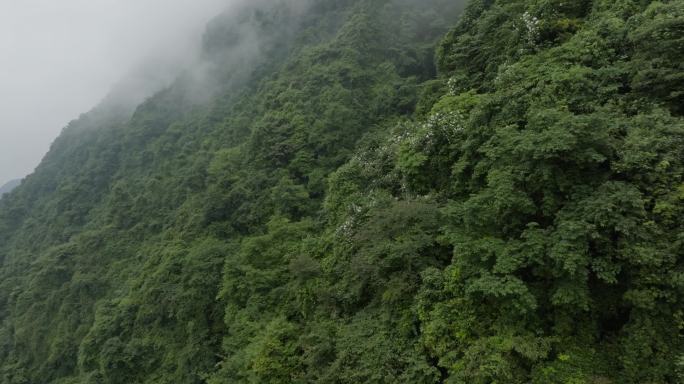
[0,0,682,383]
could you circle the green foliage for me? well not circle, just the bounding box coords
[0,0,682,383]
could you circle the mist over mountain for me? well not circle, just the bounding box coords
[0,1,682,383]
[0,179,21,198]
[0,0,233,183]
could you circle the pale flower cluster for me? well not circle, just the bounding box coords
[421,111,465,148]
[335,203,362,240]
[335,111,465,237]
[447,76,460,96]
[521,11,541,47]
[335,197,381,241]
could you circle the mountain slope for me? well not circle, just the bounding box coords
[0,1,464,383]
[0,0,682,383]
[0,179,20,198]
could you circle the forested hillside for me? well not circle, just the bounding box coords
[0,0,682,383]
[0,180,21,198]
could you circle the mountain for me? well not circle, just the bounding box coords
[0,179,20,197]
[0,0,682,383]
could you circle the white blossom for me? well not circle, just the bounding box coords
[447,76,460,96]
[522,11,541,48]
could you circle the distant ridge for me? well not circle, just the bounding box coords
[0,178,20,197]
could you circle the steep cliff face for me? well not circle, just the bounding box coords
[0,0,682,383]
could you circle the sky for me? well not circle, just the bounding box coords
[0,0,232,185]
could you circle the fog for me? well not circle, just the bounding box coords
[0,0,234,185]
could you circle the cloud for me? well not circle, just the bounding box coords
[0,0,232,184]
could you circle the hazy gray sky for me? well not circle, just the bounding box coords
[0,0,231,185]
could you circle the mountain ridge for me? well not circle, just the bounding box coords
[0,179,20,197]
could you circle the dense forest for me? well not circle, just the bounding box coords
[0,0,682,382]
